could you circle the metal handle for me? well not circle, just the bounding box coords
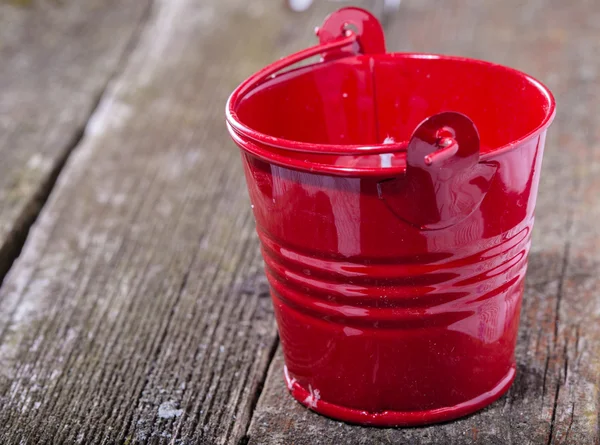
[233,8,385,101]
[378,112,498,230]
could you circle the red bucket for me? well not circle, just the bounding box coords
[226,7,555,426]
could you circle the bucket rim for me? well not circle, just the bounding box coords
[226,52,556,173]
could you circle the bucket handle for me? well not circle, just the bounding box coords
[378,112,498,230]
[232,8,386,100]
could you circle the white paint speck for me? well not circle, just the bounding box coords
[284,365,296,391]
[29,335,43,353]
[158,401,184,419]
[303,384,320,409]
[380,153,393,168]
[342,93,348,98]
[26,154,52,171]
[383,136,395,144]
[65,328,77,344]
[85,98,133,137]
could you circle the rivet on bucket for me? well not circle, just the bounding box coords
[378,111,497,231]
[226,7,556,427]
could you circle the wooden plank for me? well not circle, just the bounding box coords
[0,0,151,284]
[247,0,600,444]
[0,0,381,444]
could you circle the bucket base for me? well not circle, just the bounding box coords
[283,365,516,427]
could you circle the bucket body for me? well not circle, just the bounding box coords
[240,132,542,425]
[226,8,555,426]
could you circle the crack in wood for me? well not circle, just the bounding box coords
[548,383,561,445]
[553,238,572,342]
[0,125,85,289]
[0,0,154,294]
[542,345,551,406]
[562,343,569,386]
[237,334,279,445]
[564,401,576,444]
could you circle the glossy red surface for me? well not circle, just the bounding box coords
[226,7,556,426]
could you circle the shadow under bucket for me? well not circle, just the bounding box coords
[226,7,556,426]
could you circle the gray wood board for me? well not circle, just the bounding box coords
[0,0,381,444]
[0,0,151,283]
[247,0,600,444]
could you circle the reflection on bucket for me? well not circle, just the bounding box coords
[226,7,555,426]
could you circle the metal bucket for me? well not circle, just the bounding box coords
[226,7,556,426]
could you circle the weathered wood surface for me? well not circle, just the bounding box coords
[247,1,600,444]
[1,0,599,444]
[0,0,151,284]
[0,0,380,444]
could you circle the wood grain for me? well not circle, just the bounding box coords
[0,0,380,444]
[247,0,600,444]
[0,0,151,285]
